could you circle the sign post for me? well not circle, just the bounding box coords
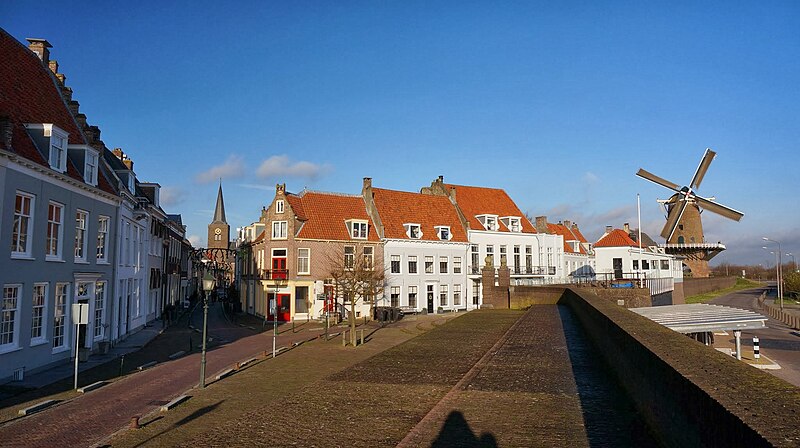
[71,303,89,390]
[270,298,277,358]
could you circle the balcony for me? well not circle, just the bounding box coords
[258,269,289,280]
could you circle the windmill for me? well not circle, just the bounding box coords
[636,148,744,277]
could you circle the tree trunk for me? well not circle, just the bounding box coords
[350,302,357,346]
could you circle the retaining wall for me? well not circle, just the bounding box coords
[763,304,800,330]
[559,287,800,447]
[682,276,737,297]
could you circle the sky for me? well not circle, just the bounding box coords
[3,1,799,266]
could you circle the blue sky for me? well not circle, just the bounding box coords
[4,1,799,266]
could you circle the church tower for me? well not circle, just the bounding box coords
[208,183,230,249]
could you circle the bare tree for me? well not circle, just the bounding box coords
[328,242,385,347]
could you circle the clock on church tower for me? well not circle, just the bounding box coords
[208,183,230,249]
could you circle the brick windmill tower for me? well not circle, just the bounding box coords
[636,149,744,277]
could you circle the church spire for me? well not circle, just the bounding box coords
[213,181,226,223]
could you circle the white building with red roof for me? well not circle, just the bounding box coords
[539,218,594,280]
[363,179,471,313]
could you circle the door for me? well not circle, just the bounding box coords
[268,293,292,321]
[272,257,287,279]
[613,258,623,280]
[427,285,435,313]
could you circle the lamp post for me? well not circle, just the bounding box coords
[787,253,797,273]
[200,271,215,388]
[763,236,783,309]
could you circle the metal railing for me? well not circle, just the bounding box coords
[468,265,557,276]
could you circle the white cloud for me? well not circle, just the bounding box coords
[159,186,184,206]
[256,155,330,180]
[187,234,203,248]
[237,183,274,191]
[583,172,599,184]
[195,155,246,184]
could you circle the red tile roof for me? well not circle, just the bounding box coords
[443,184,536,233]
[570,226,588,244]
[0,30,115,195]
[288,191,379,241]
[371,187,468,242]
[594,229,643,248]
[547,222,589,254]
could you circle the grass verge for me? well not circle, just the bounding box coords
[685,278,764,304]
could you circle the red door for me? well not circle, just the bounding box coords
[268,293,292,321]
[272,257,287,279]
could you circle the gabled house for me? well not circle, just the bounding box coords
[362,178,471,313]
[0,32,119,381]
[240,184,382,321]
[421,176,565,303]
[540,218,594,280]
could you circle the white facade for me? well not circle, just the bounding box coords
[594,246,683,296]
[467,230,566,286]
[111,195,148,341]
[381,239,470,312]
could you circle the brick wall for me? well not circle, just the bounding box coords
[682,276,736,297]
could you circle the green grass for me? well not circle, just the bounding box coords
[685,278,764,304]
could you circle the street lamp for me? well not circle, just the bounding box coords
[763,237,783,309]
[200,271,215,388]
[787,253,797,273]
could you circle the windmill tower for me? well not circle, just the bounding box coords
[636,149,744,277]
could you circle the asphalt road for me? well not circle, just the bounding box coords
[710,284,800,387]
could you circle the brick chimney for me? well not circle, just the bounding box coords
[26,38,51,64]
[48,59,58,74]
[276,183,286,196]
[535,216,549,233]
[623,222,630,234]
[563,220,572,229]
[605,225,613,234]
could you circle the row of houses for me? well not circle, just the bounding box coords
[0,31,192,382]
[235,176,683,322]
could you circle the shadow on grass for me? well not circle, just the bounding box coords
[431,411,497,448]
[132,400,225,448]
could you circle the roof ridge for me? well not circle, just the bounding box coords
[297,189,361,198]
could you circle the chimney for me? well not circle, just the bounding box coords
[563,220,572,229]
[437,175,444,183]
[362,177,372,190]
[85,125,101,144]
[605,225,613,234]
[75,113,87,130]
[68,100,80,115]
[571,222,579,231]
[123,158,134,171]
[0,117,12,151]
[62,87,73,103]
[112,148,124,160]
[623,222,630,234]
[48,60,58,74]
[276,183,286,195]
[26,38,51,64]
[55,73,66,85]
[535,216,549,233]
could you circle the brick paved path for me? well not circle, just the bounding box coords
[0,304,324,448]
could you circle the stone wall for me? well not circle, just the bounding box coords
[682,276,736,297]
[561,287,800,447]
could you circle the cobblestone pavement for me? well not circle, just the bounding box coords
[0,304,325,448]
[711,286,800,387]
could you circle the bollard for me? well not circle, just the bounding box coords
[753,336,760,360]
[292,320,295,333]
[130,416,140,429]
[342,330,347,347]
[119,355,125,377]
[359,329,364,346]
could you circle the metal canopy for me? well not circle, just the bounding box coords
[631,303,767,333]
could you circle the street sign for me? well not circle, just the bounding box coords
[71,303,89,325]
[317,294,327,300]
[269,298,276,315]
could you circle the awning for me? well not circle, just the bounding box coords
[631,303,767,333]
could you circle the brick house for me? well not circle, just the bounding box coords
[240,184,382,321]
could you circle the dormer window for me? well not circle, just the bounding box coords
[84,149,99,186]
[404,223,422,239]
[500,216,522,232]
[435,226,451,241]
[476,215,499,231]
[276,200,284,214]
[346,220,369,239]
[25,123,68,173]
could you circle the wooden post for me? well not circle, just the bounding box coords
[359,329,364,346]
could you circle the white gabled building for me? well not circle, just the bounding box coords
[363,179,470,313]
[419,177,566,304]
[537,218,595,281]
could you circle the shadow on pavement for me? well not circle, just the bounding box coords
[430,411,497,448]
[130,400,225,448]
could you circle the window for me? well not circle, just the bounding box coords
[500,245,507,265]
[53,283,68,350]
[94,282,105,338]
[453,257,462,274]
[271,221,288,239]
[46,202,64,260]
[363,246,374,269]
[31,283,48,343]
[525,246,532,271]
[513,246,521,270]
[509,218,521,232]
[390,286,400,307]
[471,245,479,272]
[661,260,670,270]
[453,284,462,306]
[436,226,450,241]
[425,256,434,274]
[48,127,67,172]
[404,223,421,239]
[74,210,88,261]
[97,216,109,262]
[439,256,448,274]
[1,285,20,349]
[408,286,417,308]
[390,255,401,274]
[479,215,497,231]
[642,259,650,270]
[486,245,494,266]
[275,200,284,214]
[85,150,98,186]
[344,246,355,269]
[632,260,639,270]
[408,256,418,274]
[472,280,480,305]
[11,192,34,257]
[297,248,310,275]
[440,284,448,306]
[348,221,368,239]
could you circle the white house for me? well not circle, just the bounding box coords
[363,180,470,313]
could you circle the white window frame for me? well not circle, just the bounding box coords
[1,284,21,352]
[297,248,310,275]
[408,285,418,308]
[390,286,400,307]
[440,284,449,306]
[31,283,48,345]
[408,255,418,274]
[94,281,106,339]
[453,256,462,274]
[11,191,35,259]
[404,223,422,239]
[347,220,369,240]
[97,216,110,263]
[439,256,449,274]
[344,246,355,270]
[453,284,462,306]
[508,217,521,232]
[363,246,374,270]
[46,201,64,261]
[435,226,451,241]
[271,221,288,240]
[477,214,499,231]
[46,124,68,173]
[275,199,285,214]
[390,255,401,274]
[74,210,89,262]
[425,256,434,274]
[52,283,69,352]
[84,149,99,186]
